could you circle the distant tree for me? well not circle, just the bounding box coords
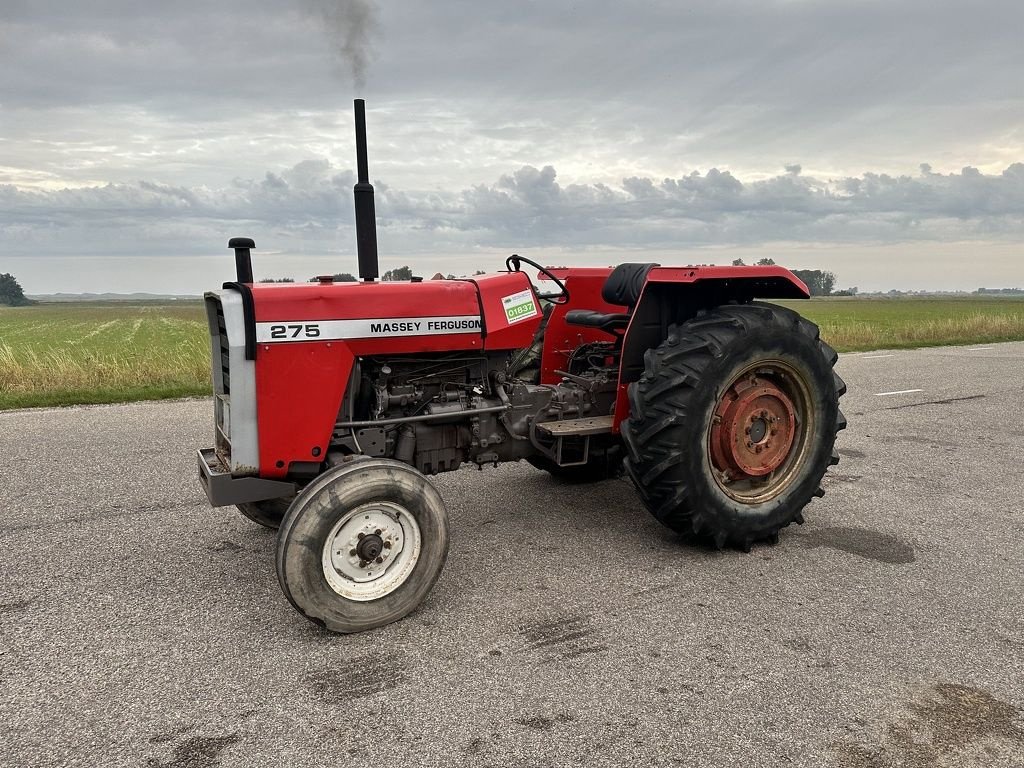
[445,274,457,280]
[0,273,34,306]
[473,270,486,275]
[821,271,836,295]
[756,257,776,266]
[791,269,837,296]
[731,258,746,266]
[258,278,295,283]
[382,266,414,281]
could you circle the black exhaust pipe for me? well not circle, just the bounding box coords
[353,99,379,282]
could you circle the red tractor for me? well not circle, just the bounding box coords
[198,100,846,633]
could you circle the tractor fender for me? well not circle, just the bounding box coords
[612,265,810,431]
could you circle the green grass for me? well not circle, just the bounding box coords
[0,301,210,409]
[2,296,1024,410]
[777,296,1024,352]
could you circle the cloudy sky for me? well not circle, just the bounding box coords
[2,0,1023,294]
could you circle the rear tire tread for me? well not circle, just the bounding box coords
[621,302,845,547]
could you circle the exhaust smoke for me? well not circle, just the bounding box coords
[301,0,379,89]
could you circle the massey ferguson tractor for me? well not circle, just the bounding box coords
[197,100,846,633]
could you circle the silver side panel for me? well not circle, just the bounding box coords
[205,290,260,476]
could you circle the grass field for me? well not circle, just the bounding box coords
[781,296,1024,352]
[2,296,1024,409]
[0,301,208,409]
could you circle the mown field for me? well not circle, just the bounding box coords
[784,296,1024,352]
[0,301,209,409]
[2,296,1024,409]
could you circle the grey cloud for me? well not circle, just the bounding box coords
[4,161,1024,261]
[3,0,1023,175]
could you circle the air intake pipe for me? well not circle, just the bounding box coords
[353,99,379,282]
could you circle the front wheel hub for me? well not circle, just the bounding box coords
[356,533,384,562]
[321,502,422,602]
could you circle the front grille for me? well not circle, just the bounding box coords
[204,293,235,457]
[205,295,231,396]
[216,307,230,395]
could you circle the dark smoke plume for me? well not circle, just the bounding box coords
[302,0,378,88]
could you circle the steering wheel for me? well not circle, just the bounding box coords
[505,254,570,304]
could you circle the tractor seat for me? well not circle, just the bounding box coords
[562,309,631,332]
[564,262,658,333]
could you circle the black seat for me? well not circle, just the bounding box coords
[565,263,658,332]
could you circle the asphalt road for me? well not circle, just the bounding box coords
[2,342,1023,768]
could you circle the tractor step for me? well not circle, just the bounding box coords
[536,415,614,437]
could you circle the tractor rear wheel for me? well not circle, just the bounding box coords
[275,458,449,633]
[621,302,846,548]
[236,498,292,529]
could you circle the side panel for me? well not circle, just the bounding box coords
[469,272,543,351]
[255,340,355,479]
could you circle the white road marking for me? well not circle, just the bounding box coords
[861,354,895,359]
[875,389,924,396]
[966,346,994,351]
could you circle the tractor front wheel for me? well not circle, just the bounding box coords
[275,459,450,633]
[236,498,292,529]
[621,302,846,548]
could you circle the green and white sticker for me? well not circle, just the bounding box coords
[501,288,539,324]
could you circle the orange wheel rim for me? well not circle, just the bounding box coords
[707,361,814,503]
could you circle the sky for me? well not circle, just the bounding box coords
[2,0,1023,294]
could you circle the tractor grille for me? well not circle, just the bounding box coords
[205,295,231,396]
[216,309,230,395]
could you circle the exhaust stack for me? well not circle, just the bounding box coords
[352,99,379,282]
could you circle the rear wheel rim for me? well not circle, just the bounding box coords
[708,360,815,504]
[321,502,422,602]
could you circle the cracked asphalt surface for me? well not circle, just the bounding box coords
[1,341,1023,767]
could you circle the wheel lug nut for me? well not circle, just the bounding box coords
[744,427,751,435]
[383,541,392,549]
[359,560,368,568]
[375,556,384,564]
[357,532,365,539]
[375,529,382,535]
[349,549,357,556]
